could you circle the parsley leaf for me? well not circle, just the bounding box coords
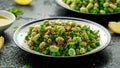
[8,8,23,17]
[13,26,19,30]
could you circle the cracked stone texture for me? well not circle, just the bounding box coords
[0,0,120,68]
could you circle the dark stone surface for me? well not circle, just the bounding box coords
[0,0,120,68]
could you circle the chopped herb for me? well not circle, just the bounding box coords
[8,8,23,17]
[13,26,19,30]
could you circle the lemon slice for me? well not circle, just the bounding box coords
[0,36,5,50]
[14,0,32,5]
[108,21,120,34]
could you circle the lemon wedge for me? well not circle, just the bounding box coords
[14,0,32,5]
[108,21,120,34]
[0,36,5,50]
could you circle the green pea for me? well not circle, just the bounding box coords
[99,0,105,9]
[100,6,104,10]
[77,45,82,49]
[104,7,110,13]
[56,52,61,56]
[91,9,98,14]
[52,33,58,39]
[42,50,48,55]
[115,7,120,12]
[64,48,69,55]
[25,35,30,40]
[91,40,96,43]
[117,3,120,7]
[90,43,96,48]
[30,46,34,50]
[86,46,92,52]
[100,0,105,5]
[79,1,83,5]
[51,52,56,56]
[59,51,62,55]
[63,32,68,38]
[96,42,100,46]
[35,40,40,46]
[40,25,45,32]
[88,33,94,39]
[70,31,75,37]
[36,47,40,52]
[75,6,80,11]
[59,46,64,51]
[68,44,76,48]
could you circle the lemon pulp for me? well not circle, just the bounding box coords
[108,22,120,34]
[0,36,5,50]
[14,0,32,5]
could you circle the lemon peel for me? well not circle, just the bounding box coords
[14,0,32,5]
[0,36,5,50]
[108,21,120,34]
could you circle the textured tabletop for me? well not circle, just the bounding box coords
[0,0,120,68]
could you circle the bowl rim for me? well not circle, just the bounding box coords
[13,16,111,58]
[0,10,16,27]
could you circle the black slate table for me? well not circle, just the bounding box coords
[0,0,120,68]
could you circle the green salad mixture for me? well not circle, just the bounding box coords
[63,0,120,14]
[25,20,100,56]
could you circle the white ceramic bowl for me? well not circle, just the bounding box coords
[13,17,111,58]
[0,10,16,34]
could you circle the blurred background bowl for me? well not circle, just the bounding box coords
[0,10,16,34]
[56,0,120,27]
